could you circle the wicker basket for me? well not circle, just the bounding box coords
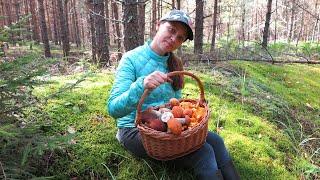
[135,71,210,161]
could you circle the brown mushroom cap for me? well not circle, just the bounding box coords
[167,118,182,135]
[172,106,184,118]
[169,98,180,107]
[145,119,167,132]
[183,108,193,117]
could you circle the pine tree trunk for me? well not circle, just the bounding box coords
[14,0,20,22]
[123,0,139,51]
[94,0,109,66]
[64,0,70,46]
[240,2,246,45]
[111,1,116,44]
[138,0,145,45]
[57,0,70,57]
[0,0,4,26]
[288,0,295,42]
[176,0,180,8]
[86,0,96,63]
[262,0,272,48]
[38,0,51,57]
[74,0,81,47]
[5,0,12,25]
[79,10,85,48]
[105,0,110,47]
[29,0,40,43]
[194,0,204,54]
[296,10,304,46]
[70,0,76,45]
[151,0,157,38]
[210,0,218,52]
[157,0,161,20]
[13,0,21,43]
[176,0,182,57]
[52,0,59,45]
[23,0,32,40]
[71,0,80,47]
[274,0,278,43]
[312,0,319,42]
[255,8,258,40]
[112,1,122,59]
[45,0,52,41]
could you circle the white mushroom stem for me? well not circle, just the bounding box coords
[176,118,186,124]
[175,117,191,125]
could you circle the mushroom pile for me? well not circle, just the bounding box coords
[140,98,206,135]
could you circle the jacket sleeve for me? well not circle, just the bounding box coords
[107,55,145,119]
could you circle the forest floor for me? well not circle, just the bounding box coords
[0,45,319,179]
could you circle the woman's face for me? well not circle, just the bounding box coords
[151,21,188,55]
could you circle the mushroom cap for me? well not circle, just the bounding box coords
[145,119,167,132]
[172,106,184,118]
[169,98,180,107]
[167,118,182,135]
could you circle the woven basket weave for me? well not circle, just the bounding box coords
[135,71,210,161]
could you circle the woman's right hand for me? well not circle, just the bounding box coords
[143,71,172,89]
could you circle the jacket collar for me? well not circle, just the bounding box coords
[145,40,170,64]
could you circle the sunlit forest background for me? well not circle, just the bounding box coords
[0,0,319,179]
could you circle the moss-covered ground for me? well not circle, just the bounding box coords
[1,50,319,179]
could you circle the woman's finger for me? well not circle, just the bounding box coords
[144,71,168,89]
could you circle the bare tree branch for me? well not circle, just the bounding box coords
[294,2,320,20]
[0,161,6,180]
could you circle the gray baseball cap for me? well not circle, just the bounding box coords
[160,9,193,41]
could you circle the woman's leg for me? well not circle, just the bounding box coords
[172,143,222,180]
[206,132,240,180]
[116,127,148,158]
[205,131,231,168]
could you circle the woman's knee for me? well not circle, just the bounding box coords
[199,142,214,154]
[207,132,226,148]
[206,132,231,166]
[117,128,147,158]
[193,143,218,168]
[173,143,217,169]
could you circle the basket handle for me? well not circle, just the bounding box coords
[135,71,206,126]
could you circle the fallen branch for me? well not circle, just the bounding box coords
[184,58,320,64]
[232,58,320,64]
[0,161,6,180]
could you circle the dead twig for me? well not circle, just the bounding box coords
[0,161,6,180]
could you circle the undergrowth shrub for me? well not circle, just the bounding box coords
[0,54,75,179]
[298,42,320,57]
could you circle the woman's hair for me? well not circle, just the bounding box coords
[168,52,184,91]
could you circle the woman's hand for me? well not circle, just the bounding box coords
[143,71,172,89]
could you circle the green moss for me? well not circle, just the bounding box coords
[20,58,319,179]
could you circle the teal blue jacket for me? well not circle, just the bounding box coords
[107,41,181,128]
